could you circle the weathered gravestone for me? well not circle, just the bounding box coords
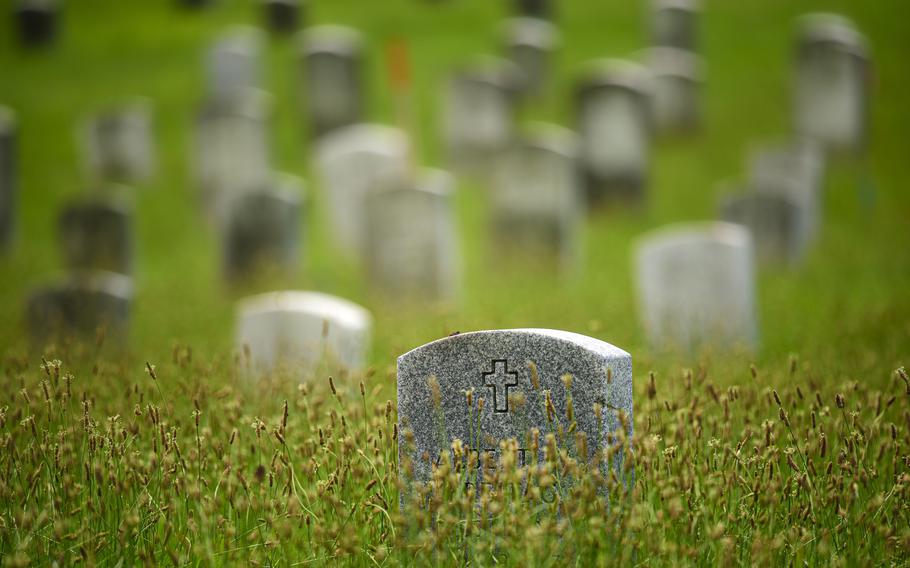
[365,169,460,303]
[222,174,304,282]
[635,222,758,351]
[298,25,365,138]
[793,14,870,153]
[194,88,272,222]
[719,189,811,265]
[263,0,302,34]
[206,27,263,104]
[397,329,632,495]
[651,0,698,52]
[514,0,551,20]
[235,290,372,378]
[443,57,521,175]
[26,271,133,344]
[58,195,133,275]
[0,108,17,253]
[315,123,411,257]
[645,47,704,134]
[491,123,581,271]
[502,17,560,98]
[575,59,653,205]
[16,0,59,48]
[80,100,155,183]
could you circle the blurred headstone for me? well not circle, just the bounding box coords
[651,0,698,52]
[646,47,704,134]
[235,290,372,377]
[223,174,303,282]
[26,271,133,345]
[491,123,581,270]
[194,88,272,222]
[315,123,411,257]
[80,100,155,184]
[513,0,551,20]
[365,169,459,303]
[0,108,17,253]
[443,57,521,175]
[397,329,632,496]
[298,25,365,138]
[748,139,825,237]
[207,27,263,104]
[575,60,653,205]
[16,0,58,48]
[719,190,811,265]
[263,0,301,34]
[635,222,757,351]
[502,17,560,97]
[793,14,870,153]
[58,195,133,276]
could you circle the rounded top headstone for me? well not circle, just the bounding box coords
[796,13,868,59]
[298,25,363,57]
[576,59,655,99]
[236,290,372,331]
[637,221,752,253]
[502,17,560,49]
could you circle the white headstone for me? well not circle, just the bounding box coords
[645,47,704,134]
[207,26,263,104]
[502,17,560,97]
[365,169,460,302]
[635,221,758,351]
[80,100,155,183]
[298,25,365,138]
[315,123,412,257]
[235,290,372,378]
[651,0,699,51]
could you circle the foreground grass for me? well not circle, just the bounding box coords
[0,351,907,565]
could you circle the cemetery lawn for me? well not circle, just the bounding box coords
[1,0,909,565]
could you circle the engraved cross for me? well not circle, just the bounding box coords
[482,359,519,413]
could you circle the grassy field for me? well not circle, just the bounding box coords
[1,0,909,564]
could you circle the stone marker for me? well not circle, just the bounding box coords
[235,290,372,378]
[443,57,521,175]
[80,100,155,183]
[194,88,272,222]
[793,14,870,153]
[645,47,704,134]
[651,0,698,52]
[575,59,653,205]
[514,0,551,20]
[58,195,133,275]
[502,17,560,97]
[207,27,263,104]
[635,222,757,351]
[222,174,304,282]
[365,169,459,302]
[491,123,582,270]
[315,123,411,257]
[298,25,365,138]
[263,0,301,34]
[26,271,133,344]
[719,190,810,265]
[16,0,58,47]
[397,329,632,494]
[0,108,17,253]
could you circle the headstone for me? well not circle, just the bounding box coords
[80,100,155,183]
[235,290,372,377]
[443,57,520,175]
[634,222,757,351]
[719,190,810,265]
[298,25,365,138]
[263,0,301,34]
[645,47,704,134]
[502,17,560,97]
[397,329,632,495]
[793,14,870,153]
[514,0,551,20]
[58,195,133,275]
[26,271,133,344]
[575,59,653,204]
[651,0,698,52]
[222,174,304,282]
[315,123,411,257]
[194,88,272,222]
[364,169,460,302]
[207,27,263,104]
[0,108,17,253]
[490,123,581,270]
[16,0,58,47]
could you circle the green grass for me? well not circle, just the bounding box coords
[0,0,909,564]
